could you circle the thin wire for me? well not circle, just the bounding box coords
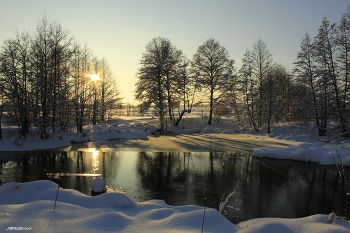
[54,185,59,211]
[45,185,60,233]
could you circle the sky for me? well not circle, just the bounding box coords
[0,0,349,104]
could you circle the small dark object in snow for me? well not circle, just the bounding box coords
[91,189,106,196]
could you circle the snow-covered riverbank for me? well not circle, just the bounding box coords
[1,117,350,232]
[0,180,349,233]
[1,116,349,167]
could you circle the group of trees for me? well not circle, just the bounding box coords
[0,17,119,139]
[135,36,296,134]
[238,39,295,134]
[136,8,350,137]
[135,37,235,131]
[294,13,350,137]
[2,9,350,140]
[135,37,197,131]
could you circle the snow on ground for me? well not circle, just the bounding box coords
[251,122,350,166]
[0,180,236,233]
[1,116,350,232]
[0,180,349,233]
[0,116,349,168]
[0,117,157,151]
[252,142,350,166]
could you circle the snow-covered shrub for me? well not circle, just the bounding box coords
[328,212,335,223]
[13,135,24,147]
[213,105,231,123]
[219,191,235,214]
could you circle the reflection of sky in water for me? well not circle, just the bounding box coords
[106,152,139,195]
[0,150,349,224]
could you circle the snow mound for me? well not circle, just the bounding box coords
[0,180,236,233]
[0,180,349,232]
[91,177,106,192]
[238,215,350,233]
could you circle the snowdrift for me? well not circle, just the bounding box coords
[0,180,349,233]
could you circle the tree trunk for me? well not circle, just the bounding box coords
[175,109,191,126]
[208,89,214,125]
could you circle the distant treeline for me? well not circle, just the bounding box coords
[1,7,350,141]
[135,9,350,137]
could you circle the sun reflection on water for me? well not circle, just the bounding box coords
[88,148,99,173]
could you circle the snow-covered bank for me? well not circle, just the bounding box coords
[0,116,349,168]
[0,180,349,233]
[247,122,350,166]
[0,117,155,151]
[252,141,350,166]
[0,180,235,233]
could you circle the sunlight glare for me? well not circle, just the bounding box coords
[89,73,99,82]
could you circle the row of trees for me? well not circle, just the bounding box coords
[136,8,350,137]
[135,36,296,134]
[0,17,120,139]
[2,9,350,139]
[294,14,350,137]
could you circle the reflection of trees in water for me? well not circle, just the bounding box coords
[235,158,348,222]
[137,152,187,202]
[1,150,349,223]
[100,152,121,188]
[0,150,120,195]
[137,152,176,192]
[136,152,234,208]
[135,152,348,223]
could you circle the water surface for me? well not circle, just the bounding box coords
[0,149,349,224]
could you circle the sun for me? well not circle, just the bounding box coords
[89,73,99,82]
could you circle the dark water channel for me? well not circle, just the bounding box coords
[0,149,349,224]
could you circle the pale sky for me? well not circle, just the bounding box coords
[1,0,349,103]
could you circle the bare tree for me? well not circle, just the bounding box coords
[336,11,350,136]
[191,38,235,124]
[175,57,198,126]
[293,32,325,135]
[0,95,3,140]
[96,58,120,121]
[49,21,73,132]
[251,38,273,130]
[0,30,32,137]
[135,37,184,131]
[0,17,119,139]
[238,39,273,132]
[314,17,348,136]
[70,43,94,133]
[239,48,258,131]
